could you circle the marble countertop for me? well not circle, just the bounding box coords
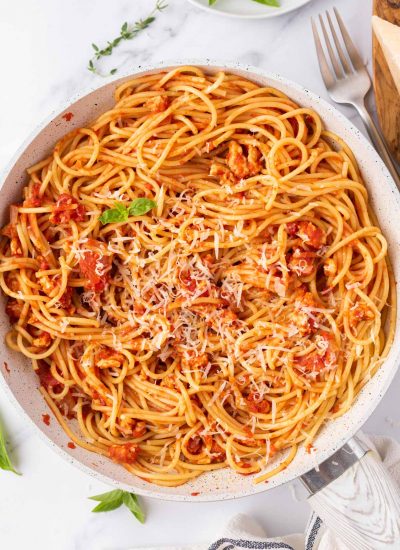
[1,0,399,548]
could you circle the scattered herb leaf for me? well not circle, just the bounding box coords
[99,202,128,225]
[89,489,145,523]
[99,199,156,225]
[252,0,280,6]
[90,489,124,512]
[88,0,168,76]
[0,419,21,475]
[209,0,279,5]
[123,492,146,524]
[128,198,156,217]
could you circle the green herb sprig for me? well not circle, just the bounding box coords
[99,198,156,225]
[88,0,168,76]
[209,0,279,5]
[89,489,145,523]
[0,419,21,476]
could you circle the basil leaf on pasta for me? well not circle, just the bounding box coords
[89,489,145,522]
[123,492,145,524]
[99,203,128,225]
[0,420,21,475]
[128,198,156,217]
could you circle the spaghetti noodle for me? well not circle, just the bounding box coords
[0,67,395,486]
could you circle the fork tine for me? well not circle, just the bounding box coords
[311,17,336,90]
[325,11,352,75]
[319,14,343,79]
[333,7,365,71]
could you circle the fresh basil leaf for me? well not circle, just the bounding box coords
[123,492,145,524]
[251,0,280,6]
[209,0,217,4]
[89,489,145,523]
[128,198,156,217]
[91,499,123,513]
[89,489,124,512]
[0,420,21,475]
[99,203,128,225]
[89,488,124,502]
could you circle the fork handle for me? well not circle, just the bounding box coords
[352,100,400,190]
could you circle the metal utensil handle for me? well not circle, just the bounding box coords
[301,436,400,549]
[353,99,400,192]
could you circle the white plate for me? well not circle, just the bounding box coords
[1,60,400,501]
[187,0,314,19]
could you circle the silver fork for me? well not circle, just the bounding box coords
[312,8,400,190]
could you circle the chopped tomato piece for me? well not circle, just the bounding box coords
[32,331,52,349]
[57,286,73,310]
[145,95,170,112]
[179,270,197,293]
[36,362,63,393]
[182,353,209,371]
[50,194,86,224]
[22,183,43,207]
[57,391,77,419]
[187,435,202,455]
[288,248,316,276]
[209,440,226,462]
[62,112,74,122]
[292,289,321,335]
[349,302,374,328]
[209,162,236,185]
[109,443,140,464]
[2,208,22,256]
[297,221,325,249]
[36,255,50,270]
[42,414,51,426]
[295,332,337,374]
[67,442,76,449]
[96,347,125,369]
[287,221,325,250]
[295,352,325,373]
[92,390,107,406]
[286,221,299,236]
[5,299,22,322]
[131,421,147,438]
[78,239,112,293]
[226,141,262,179]
[246,392,270,414]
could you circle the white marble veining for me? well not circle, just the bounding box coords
[0,0,399,548]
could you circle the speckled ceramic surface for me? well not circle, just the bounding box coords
[0,61,399,502]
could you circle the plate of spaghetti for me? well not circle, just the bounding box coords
[0,62,399,500]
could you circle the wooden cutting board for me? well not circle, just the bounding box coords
[373,0,400,162]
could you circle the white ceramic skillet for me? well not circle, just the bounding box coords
[1,62,400,548]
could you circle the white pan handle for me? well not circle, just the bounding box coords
[301,436,400,549]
